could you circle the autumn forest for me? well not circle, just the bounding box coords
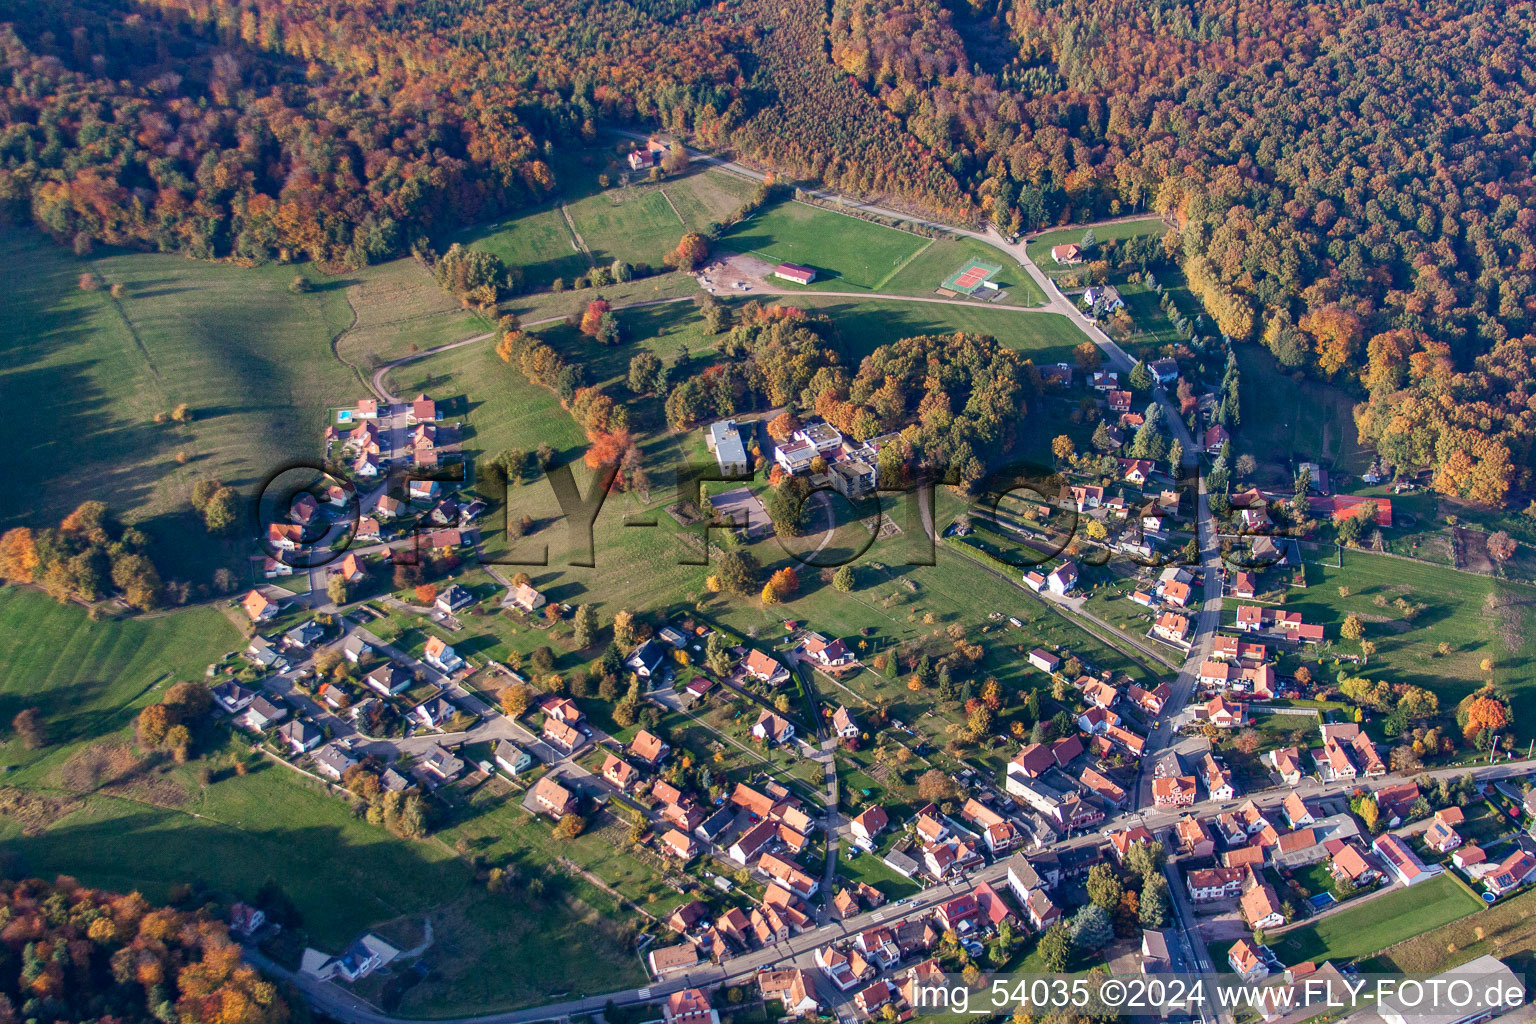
[1,0,1534,502]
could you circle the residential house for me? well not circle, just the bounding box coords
[1282,792,1315,829]
[1373,833,1442,886]
[342,634,372,663]
[531,775,576,818]
[423,635,463,673]
[802,633,856,671]
[854,981,892,1017]
[1051,244,1082,265]
[1373,780,1420,823]
[542,717,582,754]
[245,695,288,731]
[1453,846,1487,871]
[277,719,322,754]
[602,753,639,791]
[1153,611,1191,643]
[414,696,457,729]
[494,740,533,776]
[312,744,357,781]
[1080,768,1127,810]
[1128,682,1170,715]
[758,969,822,1017]
[506,582,546,613]
[1269,747,1304,785]
[1047,561,1079,595]
[420,744,464,781]
[729,821,778,865]
[1241,880,1284,929]
[1484,851,1536,896]
[242,590,279,622]
[1153,776,1197,808]
[850,806,889,845]
[1200,753,1235,801]
[1203,695,1249,728]
[629,729,671,768]
[752,711,795,746]
[1229,939,1270,982]
[664,989,717,1024]
[212,681,254,714]
[1424,818,1463,854]
[365,663,411,696]
[831,705,860,742]
[1107,826,1155,863]
[1186,867,1248,903]
[1175,816,1216,859]
[626,639,666,679]
[742,648,791,686]
[1329,842,1380,887]
[662,829,700,860]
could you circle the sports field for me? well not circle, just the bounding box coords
[943,258,1003,295]
[720,201,930,291]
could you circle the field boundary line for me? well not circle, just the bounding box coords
[872,236,933,291]
[557,202,595,267]
[657,187,686,226]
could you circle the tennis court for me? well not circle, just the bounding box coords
[942,259,1004,296]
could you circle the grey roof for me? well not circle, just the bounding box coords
[708,419,748,469]
[248,695,286,722]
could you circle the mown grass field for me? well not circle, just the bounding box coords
[1263,874,1483,965]
[720,201,930,292]
[796,296,1084,364]
[1266,550,1536,733]
[0,586,242,778]
[0,229,358,583]
[879,233,1047,306]
[450,160,756,283]
[1233,341,1374,478]
[445,204,590,292]
[334,257,492,370]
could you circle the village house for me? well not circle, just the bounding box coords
[752,711,796,746]
[423,635,463,673]
[1186,866,1248,903]
[801,632,856,671]
[1484,850,1536,896]
[742,648,791,686]
[1152,775,1197,808]
[629,729,671,768]
[531,775,576,818]
[1241,880,1285,929]
[494,740,533,776]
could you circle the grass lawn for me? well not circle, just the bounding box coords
[834,840,921,899]
[0,586,242,780]
[1268,550,1536,735]
[1233,341,1374,479]
[879,234,1046,307]
[1024,217,1165,275]
[0,228,357,583]
[719,201,929,292]
[333,257,493,370]
[1370,885,1536,974]
[795,296,1084,365]
[450,160,756,285]
[1265,874,1483,964]
[446,204,591,292]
